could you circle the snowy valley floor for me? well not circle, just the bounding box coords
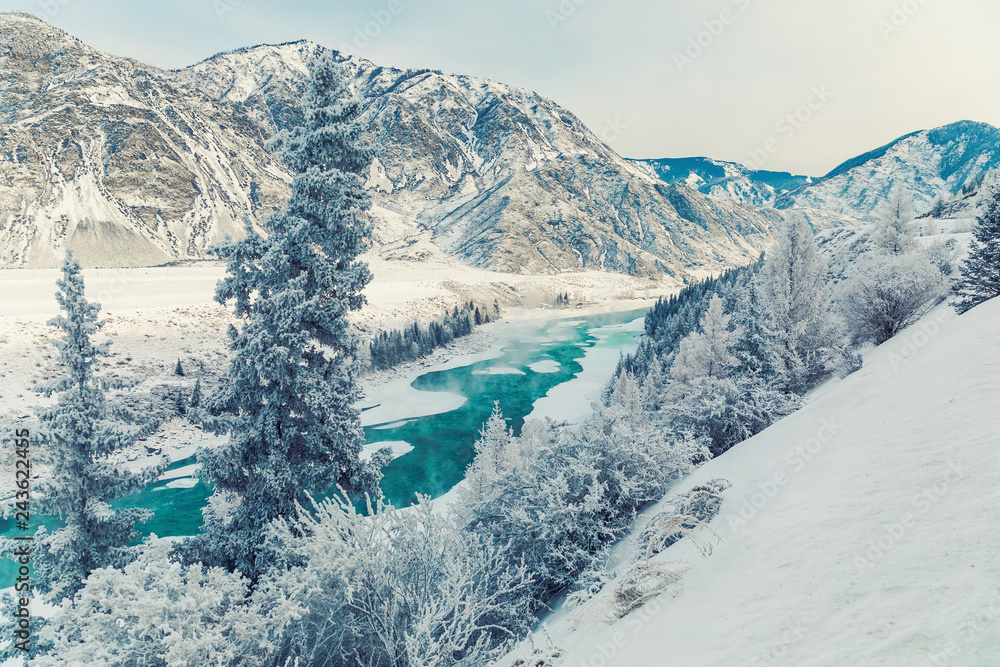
[498,300,1000,667]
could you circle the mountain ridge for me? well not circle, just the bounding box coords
[0,15,792,279]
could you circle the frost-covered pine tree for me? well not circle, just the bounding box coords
[758,213,843,393]
[32,250,163,600]
[197,52,383,576]
[872,184,918,255]
[189,377,202,409]
[954,189,1000,313]
[670,295,741,387]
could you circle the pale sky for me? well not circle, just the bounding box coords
[6,0,1000,176]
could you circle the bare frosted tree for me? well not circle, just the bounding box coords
[837,252,946,344]
[872,184,918,255]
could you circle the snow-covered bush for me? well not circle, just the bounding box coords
[455,383,706,604]
[837,251,947,344]
[924,237,961,276]
[636,479,730,560]
[34,538,295,666]
[607,561,691,619]
[268,494,534,667]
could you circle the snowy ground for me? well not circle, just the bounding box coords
[499,299,1000,667]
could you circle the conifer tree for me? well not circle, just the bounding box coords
[872,184,918,255]
[32,250,164,600]
[198,52,384,576]
[758,213,843,393]
[670,295,741,387]
[954,190,1000,313]
[174,358,184,376]
[189,377,202,409]
[174,388,187,416]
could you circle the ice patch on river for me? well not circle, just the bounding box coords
[528,317,645,425]
[528,360,561,373]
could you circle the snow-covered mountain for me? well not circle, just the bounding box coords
[633,122,1000,227]
[0,14,785,277]
[775,120,1000,220]
[170,41,789,278]
[0,12,291,268]
[631,156,813,208]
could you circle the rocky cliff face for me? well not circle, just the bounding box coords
[0,12,291,268]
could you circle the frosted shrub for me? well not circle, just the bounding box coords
[269,494,533,667]
[636,479,730,560]
[455,381,706,604]
[35,539,294,667]
[838,251,947,344]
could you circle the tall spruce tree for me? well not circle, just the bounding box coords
[32,250,163,600]
[954,190,1000,313]
[197,52,383,576]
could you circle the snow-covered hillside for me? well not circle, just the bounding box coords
[501,298,1000,666]
[776,121,1000,221]
[0,12,290,268]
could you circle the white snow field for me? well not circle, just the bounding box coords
[500,299,1000,667]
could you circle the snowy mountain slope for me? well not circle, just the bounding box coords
[0,12,290,268]
[172,44,790,278]
[775,121,1000,221]
[631,156,813,208]
[500,299,1000,666]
